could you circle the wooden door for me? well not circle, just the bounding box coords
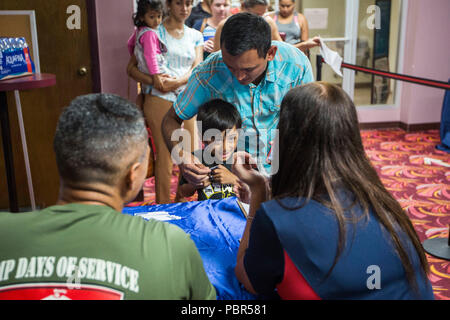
[0,0,95,209]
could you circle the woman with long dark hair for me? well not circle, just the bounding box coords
[233,82,434,299]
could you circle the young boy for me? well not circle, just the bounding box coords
[179,99,242,201]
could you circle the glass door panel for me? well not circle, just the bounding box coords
[354,0,403,106]
[301,0,347,87]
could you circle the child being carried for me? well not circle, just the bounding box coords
[128,0,170,95]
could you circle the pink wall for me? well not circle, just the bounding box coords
[399,0,450,124]
[358,0,450,124]
[95,0,137,101]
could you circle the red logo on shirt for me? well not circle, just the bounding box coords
[0,283,124,300]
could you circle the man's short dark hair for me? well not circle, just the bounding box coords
[220,12,271,58]
[54,93,147,184]
[197,99,242,136]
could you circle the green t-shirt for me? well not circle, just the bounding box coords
[0,204,216,300]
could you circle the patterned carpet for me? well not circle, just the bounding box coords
[361,129,449,300]
[127,129,450,300]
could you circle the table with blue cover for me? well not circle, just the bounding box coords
[123,197,256,300]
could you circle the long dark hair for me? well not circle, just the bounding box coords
[271,82,429,290]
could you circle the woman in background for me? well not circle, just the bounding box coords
[193,0,230,59]
[233,82,434,300]
[267,0,319,54]
[185,0,211,27]
[212,0,283,52]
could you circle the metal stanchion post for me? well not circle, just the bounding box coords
[316,54,323,81]
[422,225,450,261]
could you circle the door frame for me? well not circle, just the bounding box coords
[344,0,409,109]
[86,0,101,93]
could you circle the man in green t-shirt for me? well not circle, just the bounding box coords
[0,94,216,300]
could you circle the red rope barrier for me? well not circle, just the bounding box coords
[319,57,450,90]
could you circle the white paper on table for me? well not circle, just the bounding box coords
[237,201,250,217]
[319,37,343,77]
[136,211,182,221]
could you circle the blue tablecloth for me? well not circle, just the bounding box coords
[123,197,256,300]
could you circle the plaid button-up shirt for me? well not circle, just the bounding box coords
[173,41,314,174]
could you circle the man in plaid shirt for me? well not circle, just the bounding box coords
[162,12,314,189]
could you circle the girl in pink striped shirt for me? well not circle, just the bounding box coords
[128,0,168,94]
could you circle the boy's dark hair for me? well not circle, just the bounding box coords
[133,0,163,27]
[220,12,271,58]
[197,99,242,136]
